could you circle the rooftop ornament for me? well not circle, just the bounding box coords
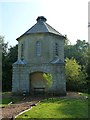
[36,16,47,22]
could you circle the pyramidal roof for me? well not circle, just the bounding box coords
[17,16,65,40]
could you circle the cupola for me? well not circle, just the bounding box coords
[36,16,47,22]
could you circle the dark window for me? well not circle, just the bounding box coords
[55,43,59,56]
[21,43,24,59]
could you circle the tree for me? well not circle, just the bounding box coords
[64,40,89,66]
[65,58,87,92]
[0,35,9,91]
[0,36,4,92]
[43,73,53,94]
[86,45,90,78]
[43,73,52,88]
[85,45,90,93]
[2,36,18,92]
[74,40,89,65]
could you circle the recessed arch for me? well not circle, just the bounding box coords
[29,71,47,95]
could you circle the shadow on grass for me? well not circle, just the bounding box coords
[57,99,88,118]
[1,92,23,107]
[41,98,88,118]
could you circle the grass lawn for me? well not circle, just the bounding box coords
[0,92,23,107]
[17,97,89,118]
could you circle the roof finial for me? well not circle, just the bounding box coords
[36,16,47,22]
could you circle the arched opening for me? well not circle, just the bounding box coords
[29,72,47,95]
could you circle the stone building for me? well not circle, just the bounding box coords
[12,16,66,96]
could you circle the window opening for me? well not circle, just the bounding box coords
[21,43,24,59]
[36,41,41,56]
[55,43,59,56]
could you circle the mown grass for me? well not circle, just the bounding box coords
[17,97,89,118]
[0,92,23,107]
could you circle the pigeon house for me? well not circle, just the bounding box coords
[12,16,66,96]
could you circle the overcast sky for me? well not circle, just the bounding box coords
[0,0,89,46]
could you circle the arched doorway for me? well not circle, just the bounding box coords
[30,72,47,95]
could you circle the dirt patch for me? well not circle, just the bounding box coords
[1,96,42,119]
[66,92,88,99]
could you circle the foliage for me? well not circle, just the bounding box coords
[65,40,89,92]
[86,46,90,78]
[65,58,81,79]
[65,58,87,92]
[17,98,88,118]
[86,46,90,93]
[2,36,18,92]
[0,36,3,92]
[43,73,52,89]
[0,92,23,107]
[0,35,3,50]
[64,40,89,66]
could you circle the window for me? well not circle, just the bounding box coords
[21,43,24,59]
[55,43,59,56]
[36,41,41,56]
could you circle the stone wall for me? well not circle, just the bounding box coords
[12,32,66,96]
[12,63,66,96]
[18,33,64,63]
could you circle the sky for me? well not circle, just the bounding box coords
[0,0,89,46]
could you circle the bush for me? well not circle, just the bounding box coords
[65,58,88,92]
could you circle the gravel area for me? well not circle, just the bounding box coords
[1,97,42,119]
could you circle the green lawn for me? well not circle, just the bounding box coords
[17,98,89,118]
[0,92,23,107]
[0,98,12,107]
